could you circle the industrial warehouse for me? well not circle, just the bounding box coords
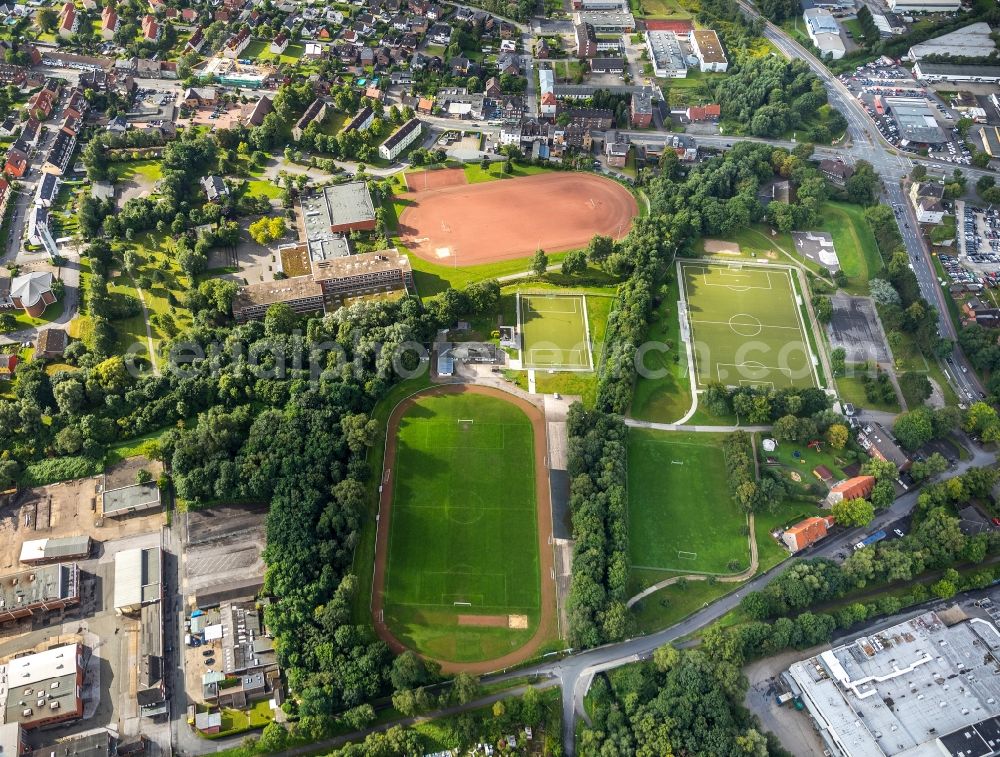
[786,611,1000,757]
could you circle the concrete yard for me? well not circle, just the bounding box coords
[182,505,267,608]
[0,477,166,575]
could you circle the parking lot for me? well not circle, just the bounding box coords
[959,200,1000,265]
[841,60,969,160]
[178,103,242,130]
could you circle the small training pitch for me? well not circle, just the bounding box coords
[397,172,638,264]
[518,292,593,371]
[681,262,817,390]
[627,429,750,575]
[373,385,555,671]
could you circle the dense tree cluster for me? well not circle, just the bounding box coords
[711,56,845,141]
[723,431,787,512]
[580,646,781,756]
[703,382,831,422]
[565,406,630,647]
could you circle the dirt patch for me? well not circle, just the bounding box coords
[508,614,528,629]
[372,384,557,674]
[703,239,741,254]
[458,614,508,627]
[105,456,160,490]
[404,167,468,192]
[398,172,637,264]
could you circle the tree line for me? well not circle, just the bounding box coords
[565,405,630,648]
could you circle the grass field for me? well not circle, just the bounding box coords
[630,272,693,423]
[384,393,541,662]
[628,429,751,575]
[818,202,883,289]
[682,262,817,390]
[519,293,592,371]
[835,373,901,413]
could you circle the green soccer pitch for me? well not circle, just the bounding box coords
[680,262,818,390]
[383,392,541,662]
[628,429,751,575]
[518,293,593,371]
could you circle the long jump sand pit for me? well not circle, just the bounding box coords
[398,172,638,264]
[404,167,468,192]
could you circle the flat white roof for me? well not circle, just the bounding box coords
[3,643,79,687]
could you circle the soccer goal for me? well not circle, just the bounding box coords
[678,551,698,561]
[457,418,475,425]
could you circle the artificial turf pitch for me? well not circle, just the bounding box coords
[383,393,540,660]
[681,262,816,390]
[519,293,593,370]
[627,429,750,575]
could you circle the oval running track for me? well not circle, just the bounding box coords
[371,384,557,674]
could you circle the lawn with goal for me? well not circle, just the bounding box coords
[518,292,593,371]
[680,262,817,390]
[383,392,541,663]
[627,428,751,576]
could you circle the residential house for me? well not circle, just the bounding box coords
[378,117,421,160]
[540,91,557,118]
[35,328,67,359]
[574,22,597,58]
[42,129,76,175]
[57,1,77,38]
[243,95,273,127]
[591,57,624,74]
[27,79,60,120]
[962,297,1000,327]
[181,7,197,22]
[909,181,945,224]
[483,76,502,98]
[0,63,27,86]
[857,423,911,471]
[101,5,118,39]
[561,107,613,130]
[223,27,251,59]
[496,95,524,121]
[201,175,228,202]
[292,98,327,140]
[343,105,374,132]
[826,475,876,505]
[270,32,289,54]
[3,144,28,177]
[182,87,217,107]
[605,133,629,167]
[141,14,159,41]
[450,56,477,76]
[686,103,721,122]
[497,53,520,75]
[20,118,41,148]
[536,38,550,58]
[630,89,653,128]
[819,158,855,187]
[35,173,59,209]
[782,515,836,553]
[428,22,451,44]
[186,26,205,52]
